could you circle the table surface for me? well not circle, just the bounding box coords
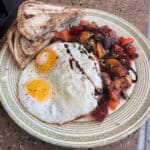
[0,0,150,150]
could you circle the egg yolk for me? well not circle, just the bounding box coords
[35,48,57,73]
[26,79,52,102]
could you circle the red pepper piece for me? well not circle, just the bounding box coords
[126,45,136,55]
[119,37,134,46]
[114,45,124,56]
[109,90,120,101]
[112,66,127,77]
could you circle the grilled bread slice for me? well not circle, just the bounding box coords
[7,24,54,68]
[7,24,32,69]
[17,0,83,40]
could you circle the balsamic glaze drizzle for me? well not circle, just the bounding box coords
[69,59,74,70]
[64,44,101,92]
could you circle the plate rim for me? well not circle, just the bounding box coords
[0,7,150,148]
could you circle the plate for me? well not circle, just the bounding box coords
[0,7,150,148]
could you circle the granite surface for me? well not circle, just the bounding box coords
[0,0,150,150]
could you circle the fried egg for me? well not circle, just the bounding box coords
[18,42,102,124]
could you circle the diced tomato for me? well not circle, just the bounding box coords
[119,37,134,46]
[62,29,71,41]
[112,66,127,77]
[108,99,119,110]
[114,45,124,56]
[126,45,136,55]
[109,90,120,101]
[56,29,71,42]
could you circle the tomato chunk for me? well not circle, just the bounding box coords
[119,37,134,46]
[126,45,136,55]
[109,99,119,110]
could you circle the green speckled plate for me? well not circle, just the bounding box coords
[0,7,150,148]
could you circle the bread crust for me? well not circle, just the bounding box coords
[7,23,32,69]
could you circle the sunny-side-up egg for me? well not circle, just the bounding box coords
[18,42,102,124]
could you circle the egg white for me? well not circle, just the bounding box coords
[18,42,102,124]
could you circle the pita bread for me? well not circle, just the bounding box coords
[17,0,83,40]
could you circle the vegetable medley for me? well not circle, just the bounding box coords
[51,20,138,122]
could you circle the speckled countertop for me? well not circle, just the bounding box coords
[0,0,150,150]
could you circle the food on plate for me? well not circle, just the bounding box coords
[7,0,83,68]
[18,42,102,124]
[7,0,139,124]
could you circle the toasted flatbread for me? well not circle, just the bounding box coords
[17,0,83,40]
[7,24,32,69]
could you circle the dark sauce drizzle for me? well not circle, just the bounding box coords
[129,67,138,83]
[64,44,101,94]
[69,59,74,70]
